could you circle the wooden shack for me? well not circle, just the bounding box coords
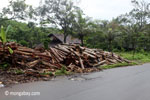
[48,33,81,46]
[34,33,81,49]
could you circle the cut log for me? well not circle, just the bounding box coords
[0,41,130,73]
[79,57,85,69]
[93,60,106,67]
[26,60,40,67]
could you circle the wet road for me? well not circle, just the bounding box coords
[1,63,150,100]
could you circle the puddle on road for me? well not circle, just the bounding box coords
[68,75,102,81]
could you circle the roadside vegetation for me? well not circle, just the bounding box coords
[101,51,150,69]
[0,0,150,71]
[101,62,138,69]
[117,52,150,63]
[1,0,150,87]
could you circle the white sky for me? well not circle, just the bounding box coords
[0,0,149,20]
[79,0,133,20]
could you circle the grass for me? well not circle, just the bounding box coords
[55,66,71,76]
[100,51,150,70]
[55,70,70,76]
[40,72,53,76]
[117,51,150,63]
[0,62,9,70]
[12,69,24,75]
[40,65,71,76]
[101,62,138,69]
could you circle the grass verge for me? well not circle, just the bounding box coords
[100,51,150,69]
[100,62,138,69]
[117,52,150,63]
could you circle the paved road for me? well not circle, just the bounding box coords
[1,64,150,100]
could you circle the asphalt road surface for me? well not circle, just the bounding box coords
[1,63,150,100]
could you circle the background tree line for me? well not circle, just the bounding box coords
[0,0,150,52]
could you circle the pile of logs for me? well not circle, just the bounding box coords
[0,42,130,73]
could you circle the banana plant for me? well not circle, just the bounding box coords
[0,25,13,54]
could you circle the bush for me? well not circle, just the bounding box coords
[117,52,150,63]
[19,40,29,46]
[43,38,51,50]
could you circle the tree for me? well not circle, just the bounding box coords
[131,0,150,31]
[0,0,35,22]
[73,9,91,46]
[84,20,105,49]
[38,0,77,43]
[114,0,150,57]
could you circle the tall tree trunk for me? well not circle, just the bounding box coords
[108,40,112,52]
[132,43,136,59]
[79,33,84,46]
[64,34,67,43]
[80,36,84,46]
[132,39,136,59]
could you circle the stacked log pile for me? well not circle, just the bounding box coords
[0,42,130,73]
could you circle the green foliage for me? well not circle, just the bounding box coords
[55,65,70,76]
[40,72,53,76]
[19,40,29,46]
[0,25,11,44]
[100,62,138,69]
[0,62,9,70]
[0,20,53,48]
[1,0,34,21]
[43,38,51,50]
[117,52,150,63]
[8,47,13,54]
[73,9,92,46]
[13,69,24,75]
[0,0,150,76]
[6,25,11,35]
[44,41,48,50]
[0,25,13,54]
[39,0,77,43]
[7,39,17,42]
[101,51,150,70]
[0,26,6,44]
[0,0,150,54]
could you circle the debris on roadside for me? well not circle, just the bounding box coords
[1,42,129,69]
[0,42,130,85]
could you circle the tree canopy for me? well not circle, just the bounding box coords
[0,0,150,53]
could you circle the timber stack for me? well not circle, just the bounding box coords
[0,42,130,73]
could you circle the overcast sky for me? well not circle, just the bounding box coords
[0,0,149,20]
